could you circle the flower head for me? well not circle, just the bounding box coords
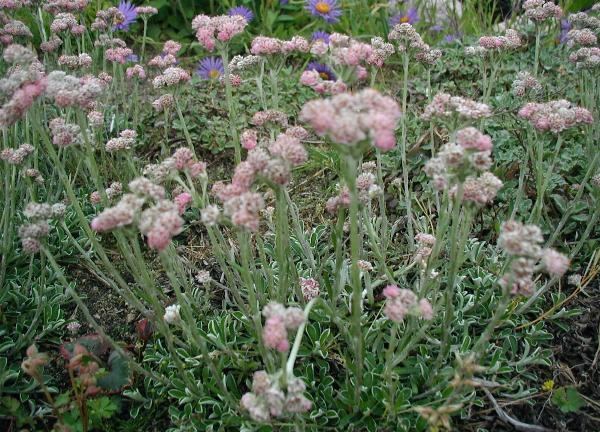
[306,61,336,80]
[228,5,254,22]
[196,56,224,80]
[389,7,419,26]
[115,1,137,31]
[306,0,342,23]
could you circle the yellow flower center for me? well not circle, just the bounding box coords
[315,2,331,14]
[319,72,329,80]
[209,69,220,79]
[400,16,410,23]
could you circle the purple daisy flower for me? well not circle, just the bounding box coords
[306,61,336,81]
[306,0,342,24]
[389,7,419,26]
[311,30,330,44]
[126,53,139,63]
[558,19,571,44]
[197,56,224,80]
[115,0,138,31]
[228,6,254,23]
[443,34,460,43]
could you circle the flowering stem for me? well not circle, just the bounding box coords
[220,48,241,165]
[269,68,280,110]
[400,53,414,248]
[140,18,148,63]
[174,95,196,158]
[286,298,318,377]
[437,183,466,363]
[384,323,399,412]
[275,187,291,302]
[343,154,364,406]
[533,25,541,77]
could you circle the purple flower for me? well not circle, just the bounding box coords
[228,6,254,23]
[115,0,138,31]
[126,53,139,63]
[197,56,224,80]
[311,30,330,43]
[558,19,571,44]
[389,7,419,26]
[306,0,342,24]
[280,0,289,4]
[444,34,460,43]
[306,61,336,80]
[430,25,444,32]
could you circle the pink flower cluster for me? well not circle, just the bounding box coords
[566,29,597,48]
[325,166,381,213]
[174,192,192,214]
[498,220,570,296]
[0,45,46,127]
[45,71,106,109]
[383,285,433,322]
[126,64,146,80]
[58,53,92,69]
[414,232,436,263]
[49,118,81,147]
[143,147,206,184]
[568,11,600,30]
[106,129,137,152]
[50,13,85,35]
[299,277,320,301]
[511,71,542,97]
[523,0,562,22]
[250,35,310,55]
[300,88,401,151]
[1,143,33,165]
[135,6,158,16]
[1,18,32,44]
[214,128,307,231]
[192,14,247,51]
[300,69,347,95]
[40,36,62,52]
[0,0,31,10]
[152,93,175,112]
[138,199,184,251]
[422,92,492,121]
[91,175,185,251]
[478,29,522,50]
[241,370,312,422]
[149,41,180,69]
[90,182,122,204]
[518,100,593,133]
[251,109,288,128]
[43,0,88,14]
[569,47,600,69]
[262,302,305,352]
[387,23,441,65]
[19,202,66,254]
[91,7,125,31]
[105,46,133,64]
[424,127,502,204]
[152,67,190,88]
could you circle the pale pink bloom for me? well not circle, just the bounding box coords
[418,299,434,320]
[174,192,192,214]
[241,129,258,150]
[542,248,570,277]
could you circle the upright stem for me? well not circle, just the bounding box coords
[533,25,541,77]
[400,54,414,247]
[174,95,196,158]
[140,18,148,63]
[344,155,363,406]
[220,48,241,164]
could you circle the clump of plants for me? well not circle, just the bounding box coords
[0,1,599,431]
